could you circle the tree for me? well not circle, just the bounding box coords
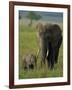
[26,11,41,26]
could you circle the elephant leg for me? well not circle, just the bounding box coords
[47,44,58,69]
[47,42,52,68]
[55,48,59,63]
[40,46,47,67]
[50,48,56,69]
[55,36,62,63]
[47,48,54,69]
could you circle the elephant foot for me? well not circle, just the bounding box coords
[50,64,54,70]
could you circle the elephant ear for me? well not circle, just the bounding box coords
[36,23,44,31]
[50,34,62,48]
[44,23,52,39]
[36,23,45,37]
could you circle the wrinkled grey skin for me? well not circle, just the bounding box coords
[23,54,37,70]
[36,23,62,69]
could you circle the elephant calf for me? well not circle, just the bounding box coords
[23,54,37,70]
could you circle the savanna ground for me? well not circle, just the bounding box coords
[19,20,63,79]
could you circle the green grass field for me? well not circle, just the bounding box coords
[19,22,63,79]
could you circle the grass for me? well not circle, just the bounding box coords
[19,23,63,79]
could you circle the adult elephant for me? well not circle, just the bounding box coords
[36,23,62,69]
